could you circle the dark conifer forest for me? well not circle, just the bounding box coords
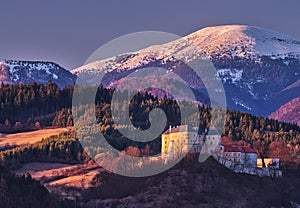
[0,82,299,166]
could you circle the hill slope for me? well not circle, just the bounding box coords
[85,157,300,208]
[269,97,300,126]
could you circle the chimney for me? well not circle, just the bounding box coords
[169,125,172,133]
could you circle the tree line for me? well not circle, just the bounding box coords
[0,131,89,169]
[72,86,300,165]
[0,82,73,132]
[1,82,299,166]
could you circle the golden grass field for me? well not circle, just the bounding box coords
[14,162,102,190]
[0,128,70,148]
[47,168,101,189]
[2,127,101,194]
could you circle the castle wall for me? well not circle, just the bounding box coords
[245,153,257,168]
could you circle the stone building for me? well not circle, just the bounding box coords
[161,125,282,177]
[203,129,221,155]
[216,144,257,170]
[161,125,204,161]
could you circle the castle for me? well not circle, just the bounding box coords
[216,144,257,171]
[161,125,224,163]
[161,125,205,163]
[162,125,282,177]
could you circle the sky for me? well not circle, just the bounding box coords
[1,0,300,70]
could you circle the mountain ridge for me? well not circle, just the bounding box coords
[1,25,299,120]
[72,25,300,117]
[0,59,76,88]
[72,25,300,75]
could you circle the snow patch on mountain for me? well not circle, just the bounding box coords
[217,69,243,83]
[71,25,300,116]
[73,25,300,76]
[232,97,252,111]
[0,59,76,88]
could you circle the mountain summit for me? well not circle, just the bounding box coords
[72,25,300,117]
[73,25,300,75]
[176,25,300,59]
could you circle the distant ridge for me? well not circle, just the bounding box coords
[72,25,300,117]
[0,59,76,88]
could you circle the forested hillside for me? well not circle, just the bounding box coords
[1,82,299,166]
[0,131,88,169]
[0,82,73,132]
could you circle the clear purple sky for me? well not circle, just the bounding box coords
[1,0,300,70]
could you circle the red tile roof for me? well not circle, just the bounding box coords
[223,145,243,152]
[222,144,256,154]
[241,146,257,153]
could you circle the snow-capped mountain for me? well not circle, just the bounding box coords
[72,25,300,116]
[73,25,300,74]
[0,60,76,88]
